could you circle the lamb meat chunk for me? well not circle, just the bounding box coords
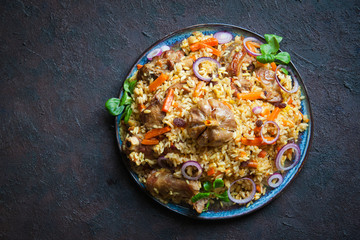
[140,95,165,129]
[137,63,163,82]
[162,50,184,70]
[137,50,184,82]
[146,169,200,203]
[255,67,283,103]
[188,99,237,147]
[193,198,209,214]
[123,135,154,159]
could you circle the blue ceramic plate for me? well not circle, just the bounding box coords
[115,24,313,219]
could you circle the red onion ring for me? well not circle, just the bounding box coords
[260,120,280,144]
[252,106,263,115]
[160,45,170,52]
[275,143,301,171]
[214,31,233,44]
[227,178,256,204]
[147,48,163,60]
[192,57,220,82]
[275,65,299,93]
[267,173,283,188]
[181,161,202,180]
[243,37,263,57]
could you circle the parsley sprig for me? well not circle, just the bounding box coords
[105,78,137,123]
[191,179,230,212]
[256,34,291,64]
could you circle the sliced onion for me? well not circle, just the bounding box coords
[252,106,263,115]
[214,31,233,44]
[267,173,283,188]
[275,65,299,93]
[181,161,202,180]
[160,45,170,52]
[227,178,256,204]
[158,156,172,169]
[193,57,220,82]
[243,37,263,57]
[147,48,162,60]
[275,143,301,171]
[260,120,280,144]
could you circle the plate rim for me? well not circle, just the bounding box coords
[114,23,314,220]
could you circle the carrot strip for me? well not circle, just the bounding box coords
[222,101,232,110]
[144,126,171,140]
[236,92,264,100]
[271,62,277,71]
[190,37,218,51]
[193,81,205,97]
[268,107,281,121]
[207,167,216,176]
[141,138,159,145]
[138,104,146,111]
[248,161,258,168]
[261,108,270,117]
[287,97,293,105]
[149,73,168,92]
[190,42,221,56]
[137,64,143,69]
[240,151,247,157]
[258,150,267,158]
[241,137,275,146]
[162,88,174,112]
[256,185,262,193]
[245,41,260,53]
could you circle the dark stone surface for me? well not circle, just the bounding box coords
[1,0,359,239]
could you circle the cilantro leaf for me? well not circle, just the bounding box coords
[203,181,212,192]
[256,54,275,63]
[275,52,291,64]
[203,201,210,212]
[105,98,125,116]
[191,192,211,203]
[213,179,224,189]
[280,68,289,75]
[215,191,230,202]
[123,105,132,123]
[264,34,283,44]
[123,78,137,94]
[267,36,280,54]
[260,44,273,55]
[119,92,132,106]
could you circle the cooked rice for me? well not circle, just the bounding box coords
[120,32,308,210]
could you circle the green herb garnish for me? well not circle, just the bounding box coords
[105,98,125,116]
[191,179,229,212]
[280,68,289,75]
[105,77,137,123]
[256,34,291,65]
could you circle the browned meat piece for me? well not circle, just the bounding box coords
[188,99,237,147]
[193,198,209,213]
[140,95,165,129]
[146,169,200,203]
[137,50,184,82]
[219,42,242,68]
[123,135,154,158]
[162,50,184,70]
[137,62,163,82]
[229,49,246,76]
[255,67,282,103]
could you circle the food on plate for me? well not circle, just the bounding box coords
[108,31,309,213]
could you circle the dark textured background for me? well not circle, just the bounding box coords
[1,0,360,239]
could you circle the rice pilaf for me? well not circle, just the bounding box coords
[120,31,309,213]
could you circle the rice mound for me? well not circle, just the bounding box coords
[120,31,309,212]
